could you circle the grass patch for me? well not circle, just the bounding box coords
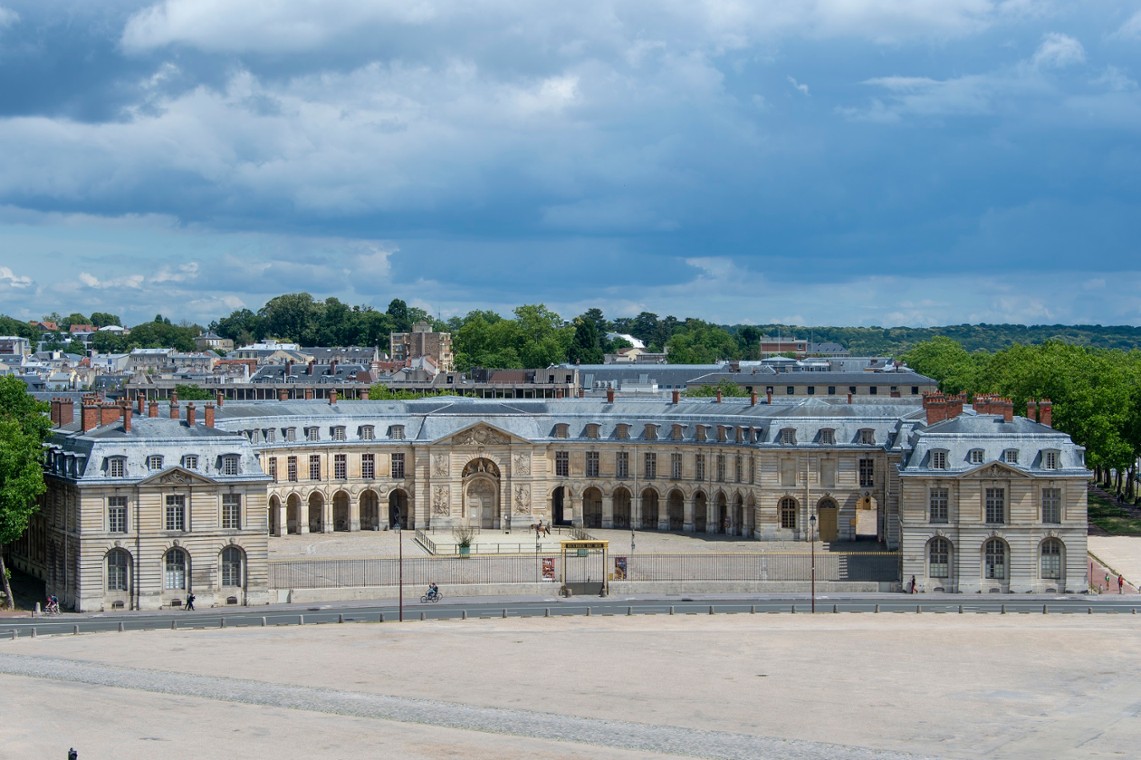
[1087,491,1141,536]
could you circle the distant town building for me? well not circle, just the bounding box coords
[390,322,454,373]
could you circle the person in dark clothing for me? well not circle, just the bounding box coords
[185,592,196,611]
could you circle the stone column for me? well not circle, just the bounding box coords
[274,502,287,537]
[349,495,360,532]
[322,495,334,533]
[683,495,695,532]
[632,492,642,530]
[602,492,614,528]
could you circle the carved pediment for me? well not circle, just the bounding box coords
[960,461,1029,480]
[138,466,216,487]
[442,423,518,446]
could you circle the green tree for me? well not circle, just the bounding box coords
[258,293,320,344]
[213,308,262,346]
[174,384,213,401]
[903,337,985,394]
[387,299,412,334]
[0,377,50,608]
[567,315,604,365]
[685,379,748,398]
[666,320,737,364]
[89,312,121,328]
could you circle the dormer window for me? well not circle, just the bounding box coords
[717,426,730,443]
[615,424,630,440]
[670,424,685,441]
[331,426,346,441]
[968,449,984,464]
[1003,449,1019,464]
[858,429,876,445]
[643,424,658,441]
[931,450,948,470]
[264,428,276,443]
[584,423,600,439]
[778,428,797,445]
[694,425,708,442]
[305,426,320,442]
[181,455,198,470]
[221,454,241,475]
[147,454,164,471]
[1042,450,1060,469]
[284,427,297,442]
[106,456,127,478]
[818,428,835,445]
[553,423,569,439]
[388,425,405,440]
[359,425,375,440]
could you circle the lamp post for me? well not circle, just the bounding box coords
[809,513,816,614]
[396,521,404,622]
[536,532,541,586]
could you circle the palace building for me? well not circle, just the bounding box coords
[12,391,1089,611]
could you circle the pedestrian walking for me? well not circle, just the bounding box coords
[909,575,917,594]
[1119,574,1125,594]
[185,592,196,611]
[1104,572,1110,593]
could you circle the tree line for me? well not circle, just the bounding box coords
[904,337,1141,498]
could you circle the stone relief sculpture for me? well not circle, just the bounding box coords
[514,484,530,513]
[454,427,510,445]
[431,486,449,515]
[513,452,530,476]
[433,453,449,477]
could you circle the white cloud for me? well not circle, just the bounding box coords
[1092,65,1137,93]
[78,272,146,289]
[787,76,810,96]
[0,6,18,29]
[1113,10,1141,40]
[1030,32,1085,70]
[151,262,199,283]
[0,265,31,288]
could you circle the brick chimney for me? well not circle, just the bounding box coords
[81,400,98,433]
[170,400,180,420]
[997,397,1013,422]
[216,390,224,408]
[606,387,615,404]
[360,387,370,400]
[136,394,145,414]
[1026,399,1037,422]
[673,390,681,405]
[1039,399,1052,427]
[750,391,757,406]
[186,402,196,427]
[51,398,75,427]
[99,403,120,427]
[329,389,338,405]
[715,390,722,403]
[766,390,772,404]
[121,404,132,433]
[924,393,947,426]
[946,394,965,420]
[307,360,315,376]
[204,403,215,428]
[278,388,288,402]
[304,388,314,400]
[148,400,159,418]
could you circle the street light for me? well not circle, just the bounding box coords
[809,513,816,614]
[535,531,541,586]
[396,519,404,622]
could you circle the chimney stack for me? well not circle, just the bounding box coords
[136,395,145,414]
[81,399,98,433]
[606,387,615,404]
[186,402,196,427]
[766,390,772,404]
[750,391,757,406]
[329,389,338,405]
[100,403,120,427]
[204,403,215,428]
[304,388,314,400]
[847,393,852,405]
[360,387,370,400]
[121,404,132,433]
[148,400,159,418]
[170,400,180,420]
[1026,399,1037,422]
[278,388,288,402]
[216,390,224,408]
[1039,399,1052,427]
[672,390,681,405]
[716,390,722,404]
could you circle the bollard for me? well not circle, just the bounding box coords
[502,608,508,619]
[31,627,37,638]
[544,608,550,618]
[463,610,468,620]
[379,612,385,623]
[220,617,226,629]
[421,611,426,621]
[1000,604,1006,615]
[833,604,838,614]
[1088,607,1093,614]
[709,605,715,615]
[874,603,879,613]
[669,606,675,615]
[73,624,79,635]
[118,621,125,632]
[791,605,796,614]
[958,605,963,614]
[261,617,267,627]
[586,607,592,616]
[338,613,344,624]
[171,619,177,630]
[916,605,921,614]
[9,629,16,640]
[750,605,756,614]
[1043,605,1048,614]
[627,606,633,616]
[299,614,304,625]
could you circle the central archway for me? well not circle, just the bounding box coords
[463,457,501,529]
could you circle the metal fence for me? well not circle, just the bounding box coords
[270,551,900,590]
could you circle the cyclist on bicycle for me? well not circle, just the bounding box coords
[426,582,439,600]
[46,594,59,614]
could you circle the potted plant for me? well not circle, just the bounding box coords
[453,524,475,557]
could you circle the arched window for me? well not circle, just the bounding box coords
[221,546,245,587]
[984,539,1006,580]
[107,549,131,591]
[928,538,950,578]
[164,548,188,590]
[779,497,797,530]
[1040,539,1063,579]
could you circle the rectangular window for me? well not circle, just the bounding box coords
[264,428,276,443]
[694,453,705,481]
[361,453,375,480]
[779,428,796,445]
[806,386,815,396]
[389,425,405,440]
[1003,449,1019,464]
[182,455,199,470]
[786,386,795,395]
[859,458,874,488]
[735,455,743,483]
[108,457,125,478]
[285,427,296,442]
[287,456,298,482]
[1041,542,1061,579]
[929,487,949,523]
[929,540,949,578]
[1041,487,1062,523]
[555,451,569,477]
[969,449,984,464]
[309,454,321,480]
[108,496,128,533]
[165,495,186,531]
[827,386,836,395]
[107,552,129,591]
[586,451,599,478]
[869,386,878,395]
[306,427,320,442]
[222,455,240,475]
[222,493,241,529]
[819,429,835,445]
[1043,451,1059,469]
[985,487,1005,524]
[268,457,278,481]
[644,452,657,480]
[391,453,405,479]
[332,426,346,441]
[931,451,947,470]
[334,453,347,479]
[716,454,726,482]
[616,452,629,480]
[147,454,164,471]
[359,425,375,440]
[671,452,682,480]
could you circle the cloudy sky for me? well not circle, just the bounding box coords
[1,1,1139,328]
